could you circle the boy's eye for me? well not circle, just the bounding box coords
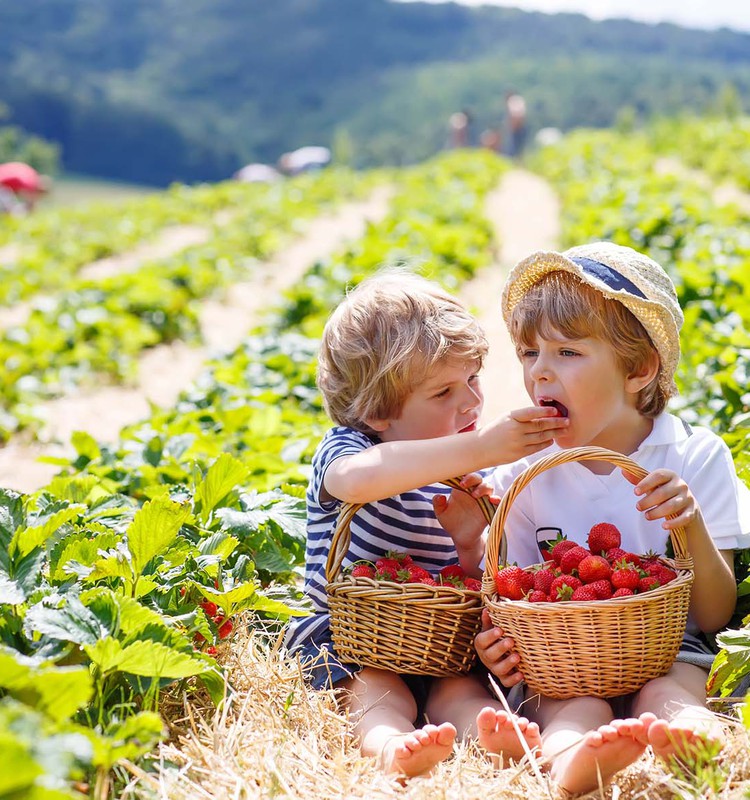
[560,348,578,357]
[433,387,450,398]
[519,348,538,358]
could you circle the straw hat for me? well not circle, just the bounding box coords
[502,242,684,394]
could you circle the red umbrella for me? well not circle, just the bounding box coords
[0,162,48,193]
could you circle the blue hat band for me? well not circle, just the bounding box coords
[570,256,647,300]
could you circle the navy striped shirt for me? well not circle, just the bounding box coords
[284,426,461,653]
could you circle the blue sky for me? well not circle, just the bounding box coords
[398,0,750,34]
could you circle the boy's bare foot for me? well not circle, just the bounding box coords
[648,716,724,764]
[552,713,656,796]
[380,722,457,777]
[476,706,541,764]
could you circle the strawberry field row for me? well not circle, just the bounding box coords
[0,149,508,796]
[0,169,377,441]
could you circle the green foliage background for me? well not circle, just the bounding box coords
[2,0,750,184]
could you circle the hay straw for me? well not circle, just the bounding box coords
[122,615,750,800]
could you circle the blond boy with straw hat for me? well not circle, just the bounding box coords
[477,241,750,795]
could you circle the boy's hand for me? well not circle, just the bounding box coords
[474,609,524,688]
[433,472,496,552]
[482,406,569,464]
[623,468,700,530]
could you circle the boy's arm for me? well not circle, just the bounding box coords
[624,468,737,633]
[324,406,566,504]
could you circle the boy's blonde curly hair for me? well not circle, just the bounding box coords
[318,270,488,434]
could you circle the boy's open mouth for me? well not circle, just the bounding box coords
[540,399,569,418]
[459,421,477,433]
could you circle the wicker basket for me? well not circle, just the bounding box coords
[326,478,495,676]
[482,446,695,700]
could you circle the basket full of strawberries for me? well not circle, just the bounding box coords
[326,479,493,676]
[482,447,695,700]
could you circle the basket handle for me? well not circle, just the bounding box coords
[325,477,497,583]
[482,446,690,586]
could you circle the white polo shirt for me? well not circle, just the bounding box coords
[489,413,750,568]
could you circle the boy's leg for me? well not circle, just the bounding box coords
[632,662,725,762]
[424,673,541,763]
[341,666,456,777]
[532,694,655,796]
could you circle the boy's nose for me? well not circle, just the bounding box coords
[529,358,551,382]
[460,383,482,412]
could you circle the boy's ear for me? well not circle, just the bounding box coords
[625,351,660,393]
[366,418,390,433]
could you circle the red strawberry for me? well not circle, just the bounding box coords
[464,577,482,591]
[375,565,399,581]
[440,564,466,580]
[494,566,533,600]
[588,579,613,599]
[571,585,599,601]
[421,577,440,586]
[533,567,556,594]
[375,557,401,573]
[587,522,621,554]
[551,538,578,566]
[385,550,413,565]
[577,555,612,584]
[350,563,376,579]
[540,531,569,562]
[611,561,641,591]
[200,600,218,617]
[528,590,549,602]
[606,548,641,567]
[217,619,233,639]
[639,576,661,592]
[550,574,582,600]
[402,564,433,583]
[622,552,643,567]
[612,587,635,598]
[559,545,589,575]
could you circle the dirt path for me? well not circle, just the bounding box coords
[459,168,561,419]
[0,187,392,493]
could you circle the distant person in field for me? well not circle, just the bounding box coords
[447,109,472,149]
[0,162,51,215]
[284,268,568,777]
[505,90,527,159]
[475,242,750,796]
[480,127,502,153]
